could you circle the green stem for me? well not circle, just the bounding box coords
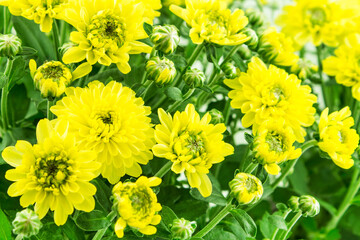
[238,145,250,172]
[316,45,329,109]
[220,45,242,68]
[152,95,167,109]
[223,98,231,126]
[325,167,360,232]
[154,161,172,178]
[140,80,153,99]
[1,59,13,132]
[167,88,195,113]
[92,211,117,240]
[270,209,291,240]
[353,100,360,131]
[271,140,318,190]
[278,212,303,240]
[3,6,8,34]
[52,20,61,60]
[193,202,234,238]
[244,162,258,174]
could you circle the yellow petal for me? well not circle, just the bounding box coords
[71,62,92,80]
[2,146,23,167]
[36,119,53,143]
[29,59,37,78]
[115,218,126,238]
[264,163,281,175]
[62,47,86,64]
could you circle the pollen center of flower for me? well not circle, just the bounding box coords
[266,131,285,153]
[245,178,258,193]
[307,7,327,26]
[90,110,119,142]
[173,131,207,163]
[201,11,228,36]
[263,86,285,106]
[40,63,65,82]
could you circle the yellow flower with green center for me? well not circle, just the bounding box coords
[323,34,360,100]
[318,107,359,169]
[29,59,91,99]
[276,0,357,48]
[253,120,302,175]
[258,27,299,66]
[112,176,162,238]
[224,57,317,143]
[60,0,152,74]
[152,104,234,197]
[170,0,250,45]
[2,119,100,225]
[51,81,155,184]
[0,0,68,32]
[229,173,263,205]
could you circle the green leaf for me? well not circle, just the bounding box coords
[276,203,289,212]
[189,187,227,206]
[199,86,213,93]
[165,87,183,101]
[161,206,178,228]
[143,22,153,37]
[9,57,26,91]
[92,178,112,212]
[244,132,253,144]
[75,210,111,231]
[0,208,12,240]
[205,226,238,240]
[268,215,287,230]
[18,46,38,57]
[0,74,7,89]
[230,209,257,237]
[7,83,31,125]
[61,217,85,240]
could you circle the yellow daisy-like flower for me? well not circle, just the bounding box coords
[138,0,162,23]
[51,81,154,184]
[258,27,299,66]
[60,0,152,74]
[229,173,263,205]
[170,0,250,45]
[0,0,67,32]
[323,34,360,100]
[253,119,302,175]
[276,0,357,48]
[1,119,100,226]
[318,107,359,169]
[152,104,234,197]
[112,176,162,238]
[224,57,317,143]
[29,59,91,99]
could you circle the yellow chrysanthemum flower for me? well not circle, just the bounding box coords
[152,104,234,197]
[139,0,162,23]
[253,119,302,175]
[323,34,360,100]
[2,119,100,226]
[112,176,162,238]
[258,27,299,66]
[170,0,250,45]
[60,0,152,74]
[162,0,184,7]
[224,57,317,143]
[318,107,359,169]
[229,173,263,205]
[51,81,155,184]
[0,0,67,32]
[276,0,357,48]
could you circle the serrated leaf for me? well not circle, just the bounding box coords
[143,22,153,37]
[0,208,12,240]
[268,215,287,230]
[75,210,110,231]
[165,87,183,101]
[230,209,257,237]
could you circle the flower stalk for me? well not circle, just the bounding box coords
[1,58,13,132]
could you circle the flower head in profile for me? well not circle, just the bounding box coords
[152,104,234,197]
[323,34,360,100]
[224,57,317,143]
[318,107,359,169]
[170,0,250,45]
[2,119,100,225]
[253,119,302,175]
[51,81,155,184]
[146,56,177,86]
[61,0,152,74]
[0,0,68,32]
[229,173,263,205]
[29,59,91,99]
[112,176,162,238]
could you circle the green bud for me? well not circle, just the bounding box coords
[170,218,197,240]
[0,34,22,59]
[242,28,258,50]
[291,58,318,80]
[146,56,177,86]
[209,109,224,124]
[182,68,205,88]
[229,172,263,205]
[237,45,252,60]
[299,195,320,217]
[221,62,238,79]
[12,209,42,240]
[287,196,300,212]
[150,25,180,55]
[245,9,265,28]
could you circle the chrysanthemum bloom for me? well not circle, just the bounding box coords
[29,59,91,99]
[152,104,234,197]
[258,27,299,67]
[318,107,359,169]
[170,0,250,45]
[253,119,302,175]
[51,81,155,184]
[229,173,263,205]
[0,0,67,32]
[323,34,360,100]
[60,0,152,74]
[138,0,162,23]
[146,56,177,86]
[2,119,100,225]
[224,57,317,143]
[276,0,357,48]
[112,176,162,238]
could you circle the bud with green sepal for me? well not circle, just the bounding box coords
[229,172,263,205]
[209,109,224,124]
[291,58,318,80]
[242,28,259,50]
[146,56,177,87]
[221,62,238,79]
[287,196,300,212]
[237,45,252,60]
[0,34,22,59]
[299,195,320,217]
[183,68,205,88]
[150,25,180,55]
[170,218,197,240]
[245,9,265,28]
[12,209,42,240]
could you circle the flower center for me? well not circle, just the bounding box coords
[174,131,207,159]
[201,11,228,37]
[87,10,126,50]
[40,62,67,82]
[90,110,119,142]
[263,86,285,107]
[245,178,258,193]
[266,131,285,153]
[307,7,327,26]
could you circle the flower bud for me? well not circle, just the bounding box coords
[287,196,300,212]
[146,56,177,86]
[0,34,22,59]
[291,59,318,80]
[150,25,180,55]
[245,9,265,28]
[182,68,205,88]
[12,209,42,239]
[242,28,258,50]
[221,62,238,79]
[299,195,320,217]
[209,109,224,124]
[170,218,197,240]
[229,172,263,205]
[237,45,252,60]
